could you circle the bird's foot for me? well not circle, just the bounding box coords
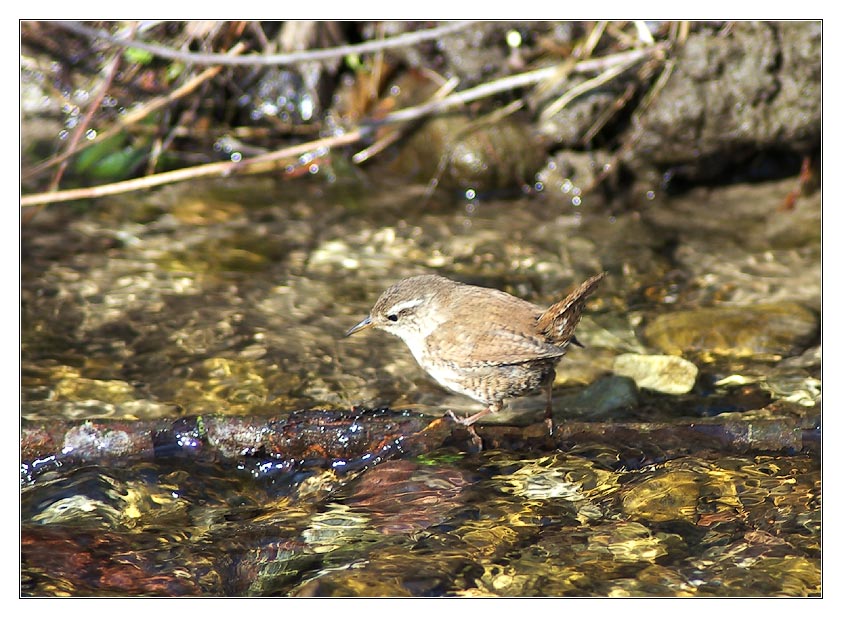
[446,410,467,424]
[446,410,484,451]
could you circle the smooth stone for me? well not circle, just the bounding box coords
[643,303,817,360]
[613,353,699,395]
[622,469,701,523]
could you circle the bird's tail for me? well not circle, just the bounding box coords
[536,272,606,345]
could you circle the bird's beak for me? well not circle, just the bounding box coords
[345,316,374,337]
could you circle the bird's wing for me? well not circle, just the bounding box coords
[424,320,567,367]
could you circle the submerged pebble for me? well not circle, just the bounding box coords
[622,468,702,523]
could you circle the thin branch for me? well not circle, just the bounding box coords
[581,20,608,58]
[23,41,249,182]
[20,42,668,208]
[20,130,363,207]
[585,57,676,192]
[373,44,667,126]
[54,20,479,67]
[49,51,123,191]
[582,82,635,144]
[352,76,460,165]
[539,60,630,121]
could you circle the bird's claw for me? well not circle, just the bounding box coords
[446,410,469,425]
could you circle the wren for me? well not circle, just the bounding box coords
[346,272,605,438]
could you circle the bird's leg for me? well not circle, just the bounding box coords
[544,367,556,436]
[446,402,501,451]
[448,406,494,427]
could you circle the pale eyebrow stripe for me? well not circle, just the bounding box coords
[387,298,424,315]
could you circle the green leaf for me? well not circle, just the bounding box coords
[124,47,154,65]
[166,62,185,82]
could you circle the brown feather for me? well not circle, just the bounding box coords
[536,272,606,344]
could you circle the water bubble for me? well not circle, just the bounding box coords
[465,188,477,200]
[230,152,242,163]
[299,95,315,121]
[259,101,279,117]
[646,190,656,200]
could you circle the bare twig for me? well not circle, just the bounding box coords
[352,76,460,165]
[49,51,123,191]
[633,20,655,45]
[374,45,667,126]
[582,82,635,144]
[580,20,608,58]
[539,60,631,121]
[54,20,479,67]
[20,130,363,207]
[24,42,249,181]
[585,57,676,191]
[533,21,606,104]
[20,39,668,208]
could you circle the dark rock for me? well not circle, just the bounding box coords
[627,22,820,183]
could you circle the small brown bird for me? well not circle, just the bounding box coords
[346,272,605,436]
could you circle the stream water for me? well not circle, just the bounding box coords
[20,172,820,596]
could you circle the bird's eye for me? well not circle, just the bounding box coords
[387,314,398,322]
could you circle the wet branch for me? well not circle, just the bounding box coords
[21,408,818,484]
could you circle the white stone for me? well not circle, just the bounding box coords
[613,353,699,395]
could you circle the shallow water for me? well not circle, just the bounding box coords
[21,172,820,596]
